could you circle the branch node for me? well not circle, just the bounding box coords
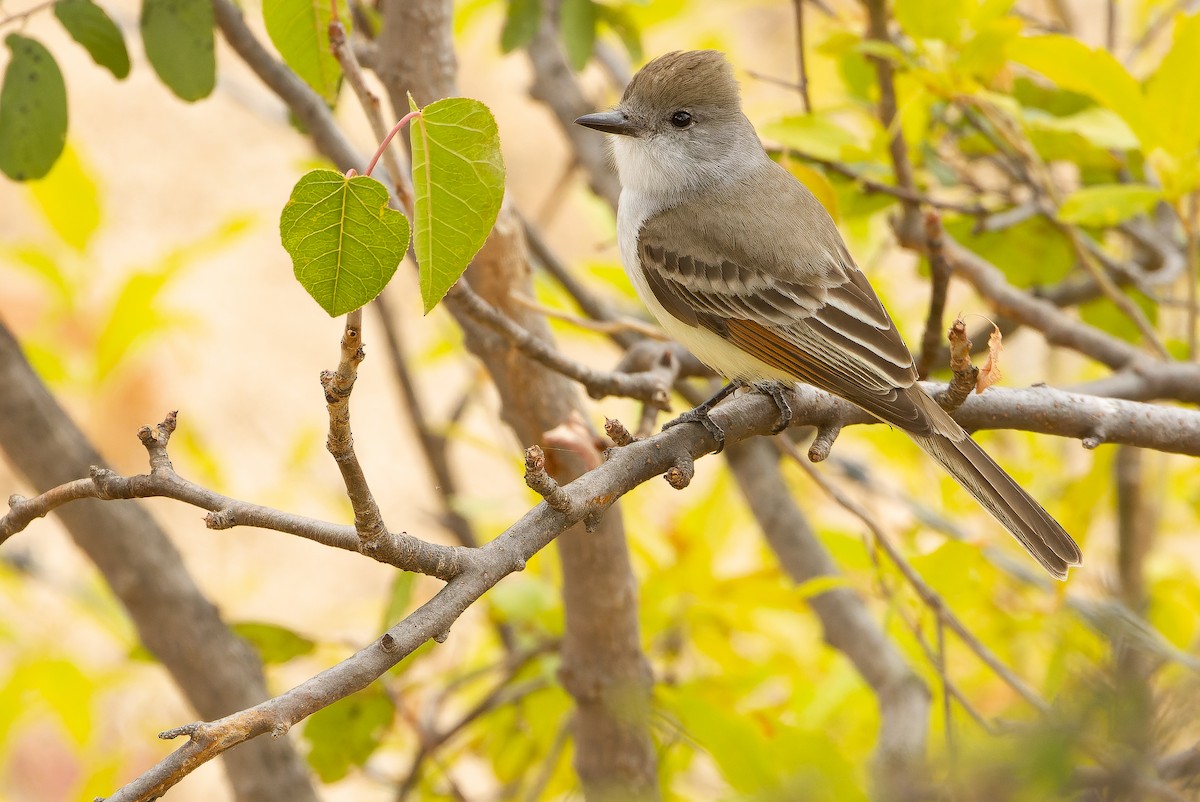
[159,722,200,740]
[936,319,980,411]
[808,423,844,462]
[433,629,449,644]
[664,457,695,490]
[205,509,237,530]
[89,467,124,500]
[604,417,638,447]
[1083,433,1105,450]
[583,512,602,533]
[380,633,398,652]
[524,446,575,514]
[8,493,25,507]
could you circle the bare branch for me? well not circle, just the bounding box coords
[446,280,672,407]
[322,312,390,547]
[934,319,980,412]
[916,210,953,379]
[927,234,1200,403]
[1,413,469,579]
[791,0,813,113]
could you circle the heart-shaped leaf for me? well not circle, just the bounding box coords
[280,169,409,317]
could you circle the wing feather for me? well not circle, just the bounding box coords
[637,232,929,431]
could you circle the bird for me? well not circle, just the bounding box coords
[574,50,1082,580]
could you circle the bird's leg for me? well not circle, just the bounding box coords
[662,381,737,453]
[751,381,793,434]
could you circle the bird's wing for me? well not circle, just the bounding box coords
[636,192,944,435]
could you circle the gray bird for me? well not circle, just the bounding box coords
[575,50,1082,579]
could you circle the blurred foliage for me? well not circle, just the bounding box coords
[2,0,1200,801]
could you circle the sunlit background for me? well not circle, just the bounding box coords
[2,0,1199,799]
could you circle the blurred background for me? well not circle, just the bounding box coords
[2,0,1199,799]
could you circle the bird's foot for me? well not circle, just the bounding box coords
[662,404,727,452]
[662,382,737,453]
[752,381,793,434]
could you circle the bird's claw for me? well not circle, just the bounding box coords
[662,404,727,453]
[752,381,793,434]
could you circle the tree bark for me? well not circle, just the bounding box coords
[375,2,660,798]
[0,320,318,802]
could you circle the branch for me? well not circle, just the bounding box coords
[915,210,952,379]
[2,412,469,579]
[862,0,921,240]
[526,16,621,209]
[212,0,364,173]
[0,322,318,802]
[17,353,1200,798]
[322,310,390,546]
[445,280,672,407]
[928,234,1200,403]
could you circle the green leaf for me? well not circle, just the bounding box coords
[280,169,410,317]
[27,142,101,251]
[559,0,596,71]
[1143,12,1200,158]
[140,0,215,102]
[263,0,344,104]
[1080,288,1157,344]
[499,0,539,53]
[53,0,130,79]
[231,621,316,664]
[762,113,861,162]
[303,684,394,782]
[943,215,1074,288]
[0,34,68,181]
[1058,184,1163,226]
[409,98,505,313]
[1008,35,1146,147]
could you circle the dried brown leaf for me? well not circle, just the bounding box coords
[976,326,1004,394]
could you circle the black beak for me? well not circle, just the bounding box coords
[574,110,639,136]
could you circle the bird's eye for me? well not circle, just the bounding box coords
[670,110,693,128]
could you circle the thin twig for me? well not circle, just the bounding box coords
[329,20,410,205]
[935,319,980,412]
[792,0,813,113]
[773,147,989,216]
[445,280,671,407]
[507,292,667,341]
[0,0,54,27]
[322,310,391,547]
[916,210,953,379]
[0,411,468,578]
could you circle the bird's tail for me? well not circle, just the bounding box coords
[908,397,1082,580]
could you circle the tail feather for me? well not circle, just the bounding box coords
[908,397,1082,580]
